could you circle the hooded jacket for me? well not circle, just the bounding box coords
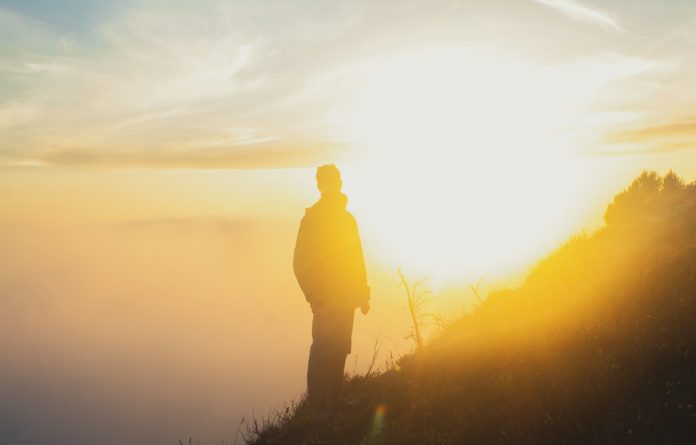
[293,192,370,311]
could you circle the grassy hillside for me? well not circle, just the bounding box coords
[248,171,696,445]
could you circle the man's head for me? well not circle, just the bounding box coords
[316,164,342,194]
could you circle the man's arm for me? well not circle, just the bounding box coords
[293,215,316,304]
[348,215,371,313]
[292,218,311,301]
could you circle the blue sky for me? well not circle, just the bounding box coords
[1,0,121,31]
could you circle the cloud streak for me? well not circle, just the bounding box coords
[37,140,343,169]
[606,121,696,143]
[531,0,624,31]
[595,120,696,157]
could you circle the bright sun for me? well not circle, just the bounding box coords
[333,47,646,283]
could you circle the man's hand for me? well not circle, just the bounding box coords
[360,301,370,315]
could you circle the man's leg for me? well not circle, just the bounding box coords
[308,311,331,410]
[307,342,336,409]
[307,342,323,407]
[327,352,348,408]
[327,309,353,408]
[309,308,353,410]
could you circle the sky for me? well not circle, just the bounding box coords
[3,0,696,278]
[3,2,696,443]
[1,0,696,168]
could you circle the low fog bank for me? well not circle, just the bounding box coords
[1,218,310,445]
[0,217,429,445]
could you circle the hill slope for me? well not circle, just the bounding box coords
[249,171,696,444]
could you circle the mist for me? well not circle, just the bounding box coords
[0,215,429,444]
[1,218,307,444]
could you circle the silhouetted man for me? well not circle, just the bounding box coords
[293,164,370,411]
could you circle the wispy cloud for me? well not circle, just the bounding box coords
[595,120,696,157]
[607,121,696,143]
[36,139,343,169]
[4,0,696,169]
[588,141,696,157]
[0,2,360,169]
[531,0,624,31]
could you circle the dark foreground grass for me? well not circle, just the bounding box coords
[247,171,696,444]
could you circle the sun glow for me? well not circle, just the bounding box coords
[338,47,650,282]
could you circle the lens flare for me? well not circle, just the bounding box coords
[367,403,387,444]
